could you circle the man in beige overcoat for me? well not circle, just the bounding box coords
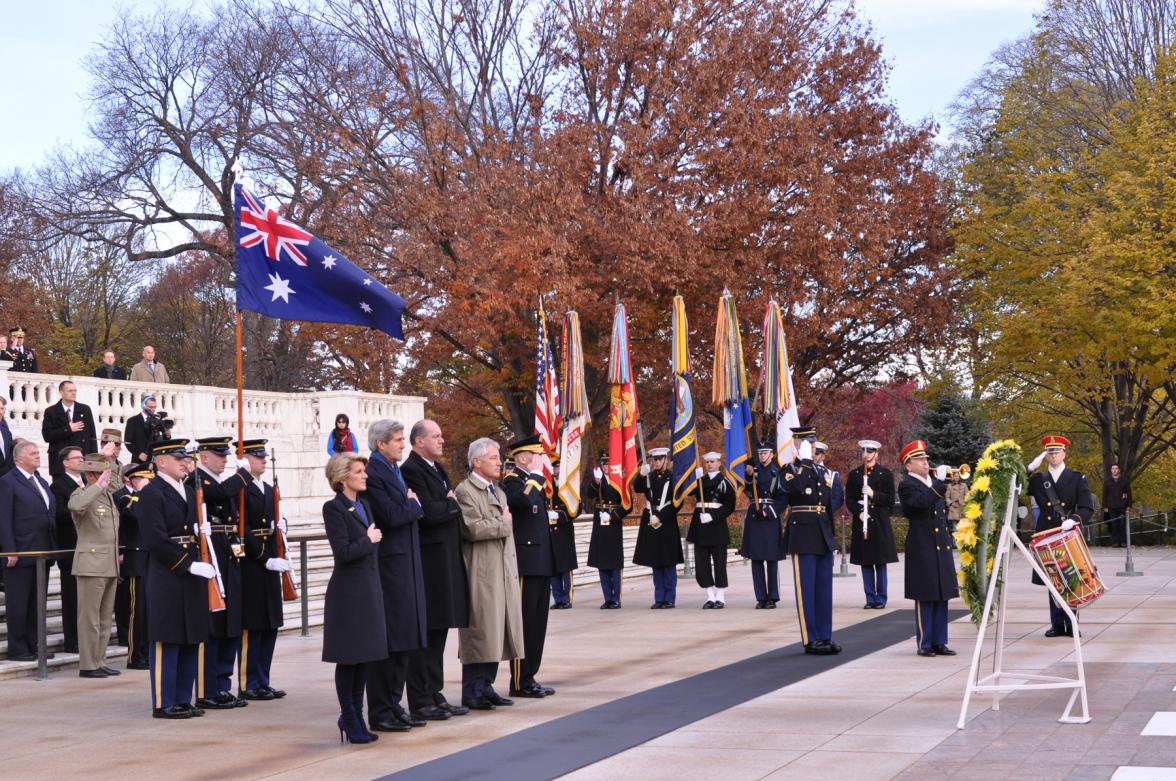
[454,437,523,711]
[128,345,171,384]
[69,454,122,678]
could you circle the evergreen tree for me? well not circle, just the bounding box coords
[918,393,989,470]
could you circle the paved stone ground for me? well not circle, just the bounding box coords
[0,547,1171,781]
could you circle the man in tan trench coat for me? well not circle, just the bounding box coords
[69,454,121,678]
[454,437,523,711]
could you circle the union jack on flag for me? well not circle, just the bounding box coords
[534,304,562,497]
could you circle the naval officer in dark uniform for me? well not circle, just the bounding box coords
[897,439,959,656]
[687,451,734,609]
[845,440,898,609]
[1026,434,1095,637]
[633,447,684,609]
[137,439,207,718]
[741,441,787,609]
[587,450,627,608]
[782,426,839,655]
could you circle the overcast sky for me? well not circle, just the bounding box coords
[0,0,1045,174]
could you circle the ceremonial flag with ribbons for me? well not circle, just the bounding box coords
[670,295,701,507]
[557,310,590,516]
[234,183,404,339]
[713,292,754,490]
[533,303,561,497]
[759,300,801,465]
[606,303,640,509]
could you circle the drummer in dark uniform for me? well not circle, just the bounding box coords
[845,440,898,609]
[783,426,839,654]
[114,462,154,669]
[897,439,959,657]
[1026,434,1095,637]
[587,449,627,608]
[633,447,683,609]
[136,439,206,718]
[549,457,579,609]
[688,451,735,609]
[741,441,787,609]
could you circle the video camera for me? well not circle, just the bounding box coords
[145,411,175,443]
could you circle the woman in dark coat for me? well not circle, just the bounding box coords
[322,453,386,744]
[846,440,899,609]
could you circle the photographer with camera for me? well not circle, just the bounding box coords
[124,395,173,464]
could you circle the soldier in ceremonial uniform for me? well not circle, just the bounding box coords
[633,447,684,609]
[237,439,291,700]
[7,326,38,373]
[587,449,627,608]
[549,458,578,609]
[189,436,255,710]
[503,435,558,698]
[741,442,787,609]
[687,452,734,609]
[1026,434,1095,637]
[114,462,153,669]
[897,439,959,656]
[137,439,208,718]
[783,426,839,654]
[846,440,898,609]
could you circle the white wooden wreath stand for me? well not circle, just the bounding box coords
[957,474,1090,728]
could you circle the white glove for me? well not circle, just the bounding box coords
[547,511,559,521]
[277,518,288,534]
[935,464,949,481]
[859,511,869,522]
[199,521,212,536]
[1061,518,1077,532]
[639,463,651,476]
[700,512,713,524]
[863,483,874,498]
[593,467,603,481]
[1027,450,1047,471]
[695,467,704,479]
[798,441,812,461]
[189,562,215,579]
[265,558,293,572]
[599,511,611,523]
[237,458,251,471]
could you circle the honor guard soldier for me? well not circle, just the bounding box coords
[114,462,154,669]
[897,440,959,657]
[1026,435,1095,637]
[741,441,787,609]
[687,452,735,609]
[633,447,684,609]
[846,440,898,609]
[137,439,207,718]
[587,449,627,608]
[189,435,255,710]
[237,439,290,700]
[783,426,839,654]
[549,457,579,609]
[7,326,38,373]
[503,435,558,698]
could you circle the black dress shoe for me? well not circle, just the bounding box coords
[702,601,715,609]
[650,602,663,609]
[196,696,237,710]
[863,603,874,609]
[756,601,766,609]
[100,666,121,676]
[486,693,514,706]
[371,718,413,731]
[79,668,109,678]
[7,653,36,662]
[394,707,426,727]
[153,705,192,719]
[804,643,834,656]
[263,686,288,698]
[872,603,886,609]
[180,703,205,717]
[826,641,842,654]
[1044,627,1065,638]
[461,697,495,711]
[608,601,622,609]
[412,705,451,720]
[600,602,610,609]
[220,692,248,708]
[765,600,777,609]
[932,644,957,656]
[439,701,469,716]
[713,601,725,609]
[536,684,555,696]
[662,602,675,609]
[240,688,275,701]
[917,648,936,657]
[510,685,546,698]
[127,661,150,670]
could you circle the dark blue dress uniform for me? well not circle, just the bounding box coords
[741,457,787,607]
[137,442,207,718]
[783,453,838,653]
[1027,437,1095,636]
[587,460,627,607]
[897,440,959,656]
[633,463,684,608]
[114,464,153,669]
[549,490,579,608]
[239,472,285,698]
[846,463,898,608]
[686,469,735,603]
[502,445,558,695]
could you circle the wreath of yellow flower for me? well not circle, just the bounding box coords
[963,502,982,521]
[959,550,975,567]
[976,456,997,473]
[969,475,991,495]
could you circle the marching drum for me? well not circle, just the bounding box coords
[1030,526,1106,609]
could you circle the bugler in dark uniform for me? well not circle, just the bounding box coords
[548,458,579,609]
[846,440,898,609]
[687,451,735,609]
[587,449,627,608]
[633,447,684,609]
[1027,434,1095,637]
[502,434,558,698]
[783,426,839,655]
[897,439,959,657]
[741,441,787,609]
[114,462,154,669]
[136,439,207,718]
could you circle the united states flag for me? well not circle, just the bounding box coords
[534,304,561,497]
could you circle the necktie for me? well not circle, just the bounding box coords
[29,475,48,509]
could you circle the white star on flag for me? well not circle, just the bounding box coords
[362,278,372,286]
[359,301,372,313]
[322,255,337,270]
[264,273,295,303]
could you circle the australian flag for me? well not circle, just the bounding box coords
[234,184,405,339]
